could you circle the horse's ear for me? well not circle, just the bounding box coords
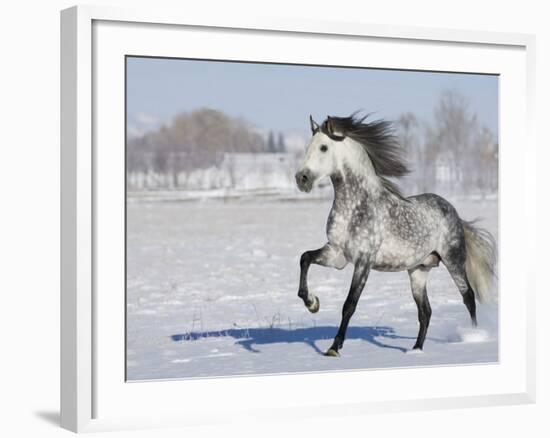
[309,115,319,134]
[326,116,335,136]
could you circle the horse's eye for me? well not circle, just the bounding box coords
[320,144,328,152]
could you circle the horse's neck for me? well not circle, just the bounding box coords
[330,166,392,214]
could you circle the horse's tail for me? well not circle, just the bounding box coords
[462,220,497,304]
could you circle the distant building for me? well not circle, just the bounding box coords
[220,152,298,190]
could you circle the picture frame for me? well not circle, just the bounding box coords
[60,4,536,433]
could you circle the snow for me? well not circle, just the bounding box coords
[454,327,491,343]
[126,195,498,381]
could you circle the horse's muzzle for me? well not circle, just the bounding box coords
[295,169,313,192]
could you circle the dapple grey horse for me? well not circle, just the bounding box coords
[295,114,496,357]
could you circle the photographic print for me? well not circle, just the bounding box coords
[125,57,498,381]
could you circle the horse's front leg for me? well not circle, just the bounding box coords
[326,259,370,357]
[298,244,347,313]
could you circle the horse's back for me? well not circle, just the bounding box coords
[406,193,460,220]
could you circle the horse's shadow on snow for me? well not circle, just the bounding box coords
[171,325,417,355]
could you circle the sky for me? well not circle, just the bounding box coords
[126,56,498,140]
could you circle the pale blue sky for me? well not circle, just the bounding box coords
[126,56,498,138]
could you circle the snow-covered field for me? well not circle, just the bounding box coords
[126,195,498,381]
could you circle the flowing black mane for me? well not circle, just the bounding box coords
[319,113,409,198]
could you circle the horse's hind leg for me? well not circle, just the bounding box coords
[298,243,347,313]
[408,266,432,350]
[442,253,477,327]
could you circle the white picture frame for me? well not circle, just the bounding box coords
[60,4,536,433]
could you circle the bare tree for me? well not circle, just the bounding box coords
[267,131,276,153]
[395,112,423,193]
[126,108,266,189]
[394,90,497,197]
[475,126,498,196]
[277,132,286,153]
[433,90,479,191]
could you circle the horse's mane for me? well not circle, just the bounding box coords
[320,113,410,198]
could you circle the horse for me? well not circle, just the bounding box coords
[295,113,496,357]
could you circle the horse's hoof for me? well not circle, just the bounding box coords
[324,349,339,357]
[306,296,320,313]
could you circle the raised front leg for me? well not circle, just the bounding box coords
[326,259,370,357]
[298,244,347,313]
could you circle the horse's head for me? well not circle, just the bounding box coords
[295,116,345,192]
[296,113,409,194]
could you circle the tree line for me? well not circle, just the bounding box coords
[127,108,289,181]
[127,91,498,195]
